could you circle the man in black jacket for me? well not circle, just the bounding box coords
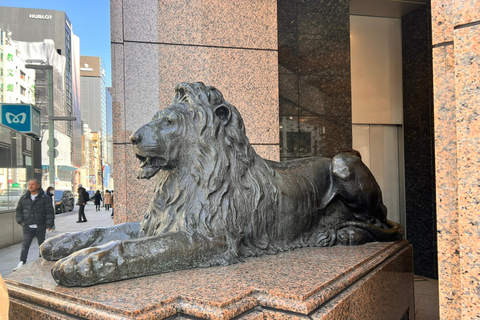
[14,179,55,271]
[76,184,88,223]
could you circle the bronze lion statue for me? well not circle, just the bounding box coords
[40,82,403,287]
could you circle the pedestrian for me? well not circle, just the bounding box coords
[110,190,114,218]
[45,186,56,231]
[76,184,88,223]
[94,190,102,211]
[104,189,111,211]
[14,179,54,271]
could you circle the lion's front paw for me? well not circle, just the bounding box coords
[51,241,123,287]
[40,232,81,261]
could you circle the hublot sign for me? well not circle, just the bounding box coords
[29,14,53,20]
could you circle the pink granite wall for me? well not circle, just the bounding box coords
[110,0,279,223]
[431,1,480,318]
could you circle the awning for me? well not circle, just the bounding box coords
[41,165,79,172]
[58,165,79,172]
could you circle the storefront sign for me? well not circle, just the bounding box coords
[0,104,41,137]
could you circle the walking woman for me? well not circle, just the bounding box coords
[94,190,102,211]
[104,190,111,211]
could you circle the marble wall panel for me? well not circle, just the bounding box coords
[112,144,127,224]
[297,0,350,40]
[431,0,454,45]
[124,143,155,223]
[297,36,350,76]
[277,0,297,36]
[453,24,480,318]
[278,0,351,160]
[252,144,280,162]
[123,42,279,144]
[278,32,298,74]
[279,74,299,116]
[451,0,480,26]
[402,5,437,278]
[298,75,350,117]
[122,0,277,49]
[431,0,480,45]
[433,43,460,320]
[122,0,159,43]
[111,43,127,144]
[432,0,480,317]
[110,0,123,43]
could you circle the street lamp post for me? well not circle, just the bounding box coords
[46,116,77,188]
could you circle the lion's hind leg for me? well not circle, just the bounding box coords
[336,226,376,245]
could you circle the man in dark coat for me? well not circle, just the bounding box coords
[14,179,55,271]
[76,184,88,223]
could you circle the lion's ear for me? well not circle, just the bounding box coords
[214,104,231,125]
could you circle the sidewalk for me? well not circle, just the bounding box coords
[0,202,114,277]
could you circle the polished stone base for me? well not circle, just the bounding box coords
[5,240,413,319]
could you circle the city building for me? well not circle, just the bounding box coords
[80,56,106,134]
[0,6,82,170]
[90,132,102,191]
[105,87,113,189]
[79,55,108,191]
[80,123,92,189]
[0,29,36,105]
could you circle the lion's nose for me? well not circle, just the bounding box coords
[130,132,142,145]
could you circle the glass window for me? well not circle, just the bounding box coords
[0,125,35,212]
[0,168,27,211]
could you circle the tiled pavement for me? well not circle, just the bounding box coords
[0,204,439,319]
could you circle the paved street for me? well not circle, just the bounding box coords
[0,202,114,277]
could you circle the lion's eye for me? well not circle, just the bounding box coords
[166,119,174,126]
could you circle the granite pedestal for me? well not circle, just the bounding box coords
[5,240,413,319]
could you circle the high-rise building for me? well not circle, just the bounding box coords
[105,87,113,189]
[80,56,107,190]
[80,56,106,134]
[0,6,82,168]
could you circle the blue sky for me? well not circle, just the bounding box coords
[1,0,112,86]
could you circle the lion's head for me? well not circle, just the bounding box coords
[130,82,250,180]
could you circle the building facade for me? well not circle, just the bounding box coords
[105,87,113,189]
[0,29,36,105]
[80,56,107,191]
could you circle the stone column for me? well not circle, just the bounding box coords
[431,1,480,318]
[110,0,279,222]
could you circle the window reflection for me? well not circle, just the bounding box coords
[0,125,34,212]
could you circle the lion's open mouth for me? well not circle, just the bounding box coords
[135,154,168,179]
[137,155,154,168]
